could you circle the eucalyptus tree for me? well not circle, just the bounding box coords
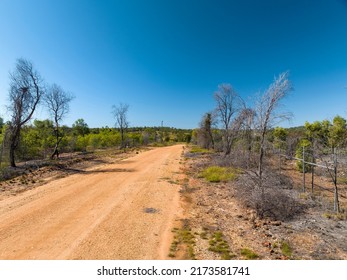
[72,118,89,137]
[329,115,346,150]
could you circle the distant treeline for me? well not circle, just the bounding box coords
[0,118,192,163]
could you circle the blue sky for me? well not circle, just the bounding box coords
[1,0,347,129]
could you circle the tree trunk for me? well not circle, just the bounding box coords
[333,149,340,213]
[51,127,61,159]
[207,127,214,150]
[258,130,266,184]
[51,143,59,159]
[9,143,16,168]
[121,129,124,149]
[9,127,20,168]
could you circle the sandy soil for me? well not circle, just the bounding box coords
[0,145,184,260]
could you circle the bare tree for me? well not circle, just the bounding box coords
[214,84,243,155]
[112,103,129,150]
[239,108,256,168]
[7,58,44,167]
[255,71,292,185]
[44,83,74,159]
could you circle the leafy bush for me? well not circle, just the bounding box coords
[201,166,238,182]
[190,146,213,154]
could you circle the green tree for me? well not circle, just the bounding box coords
[72,118,89,137]
[33,119,55,158]
[328,115,346,150]
[273,126,288,150]
[295,139,312,173]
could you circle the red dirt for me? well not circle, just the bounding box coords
[0,145,184,260]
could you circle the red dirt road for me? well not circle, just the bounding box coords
[0,145,184,259]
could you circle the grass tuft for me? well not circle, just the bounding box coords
[208,231,234,260]
[280,241,292,258]
[240,248,259,260]
[324,211,347,221]
[169,224,196,259]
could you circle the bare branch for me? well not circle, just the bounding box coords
[255,71,293,185]
[214,84,244,155]
[112,103,129,149]
[44,83,74,159]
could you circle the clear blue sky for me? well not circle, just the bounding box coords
[1,0,347,129]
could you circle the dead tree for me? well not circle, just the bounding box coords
[214,84,243,155]
[112,103,129,150]
[239,108,256,168]
[44,83,74,159]
[255,71,292,187]
[7,58,44,167]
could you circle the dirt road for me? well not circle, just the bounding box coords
[0,145,184,259]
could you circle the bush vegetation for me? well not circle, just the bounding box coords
[200,166,239,182]
[0,122,192,168]
[190,146,213,154]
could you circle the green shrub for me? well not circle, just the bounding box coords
[201,166,238,182]
[281,241,292,258]
[190,146,212,154]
